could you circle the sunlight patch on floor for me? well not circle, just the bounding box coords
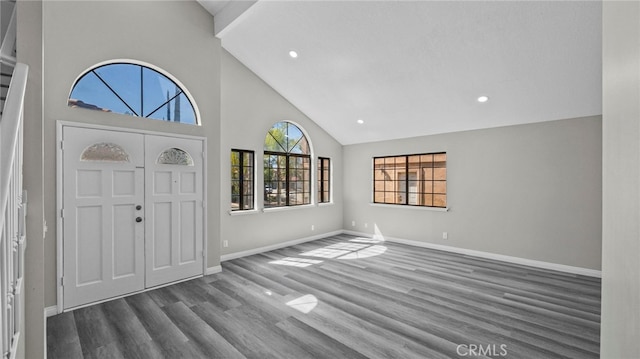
[286,294,318,314]
[299,241,387,260]
[299,248,351,259]
[338,244,387,259]
[270,231,389,268]
[349,237,384,244]
[269,257,323,267]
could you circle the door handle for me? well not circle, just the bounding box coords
[136,205,142,210]
[136,217,143,223]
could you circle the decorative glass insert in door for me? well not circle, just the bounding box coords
[157,148,194,166]
[80,142,130,162]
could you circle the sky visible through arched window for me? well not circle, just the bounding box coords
[69,63,197,125]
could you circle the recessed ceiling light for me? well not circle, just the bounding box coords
[357,119,364,124]
[477,95,489,103]
[289,50,298,58]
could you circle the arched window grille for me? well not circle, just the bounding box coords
[68,62,198,125]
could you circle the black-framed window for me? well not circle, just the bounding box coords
[373,152,447,208]
[264,122,311,207]
[69,62,197,124]
[231,149,254,211]
[318,157,331,203]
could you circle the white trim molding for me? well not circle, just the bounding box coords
[205,265,222,275]
[369,203,449,212]
[45,306,59,318]
[221,230,343,262]
[343,230,602,278]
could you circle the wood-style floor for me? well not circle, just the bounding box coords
[47,234,601,359]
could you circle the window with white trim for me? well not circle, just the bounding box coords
[373,152,447,208]
[231,149,255,211]
[264,122,311,207]
[69,62,197,124]
[318,157,331,203]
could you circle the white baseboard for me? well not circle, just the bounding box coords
[343,230,602,278]
[45,305,58,318]
[205,265,222,275]
[221,230,343,262]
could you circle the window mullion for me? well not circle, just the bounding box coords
[92,70,139,116]
[285,155,290,206]
[238,151,244,210]
[140,66,144,117]
[405,156,409,205]
[145,91,182,119]
[327,159,330,202]
[320,160,324,201]
[431,160,435,206]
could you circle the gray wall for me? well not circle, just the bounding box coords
[220,50,343,255]
[601,1,640,356]
[344,116,602,270]
[40,1,221,307]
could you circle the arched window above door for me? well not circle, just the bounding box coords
[68,62,198,125]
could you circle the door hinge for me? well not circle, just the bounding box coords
[60,209,64,218]
[60,277,64,287]
[201,250,205,258]
[60,140,65,150]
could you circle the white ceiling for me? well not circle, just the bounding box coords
[201,0,602,145]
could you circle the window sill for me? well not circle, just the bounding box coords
[318,202,334,207]
[369,203,449,212]
[228,209,259,216]
[263,204,316,213]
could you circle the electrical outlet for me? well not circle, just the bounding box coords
[311,225,315,231]
[352,220,356,227]
[223,240,229,247]
[442,232,448,240]
[364,223,368,228]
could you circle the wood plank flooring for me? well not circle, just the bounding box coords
[47,234,601,358]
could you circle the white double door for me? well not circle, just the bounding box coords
[62,126,204,309]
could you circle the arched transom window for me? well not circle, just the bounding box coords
[264,122,311,207]
[68,62,198,125]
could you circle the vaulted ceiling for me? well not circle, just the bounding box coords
[199,0,602,145]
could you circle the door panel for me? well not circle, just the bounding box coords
[113,204,137,277]
[152,201,172,268]
[145,135,204,287]
[62,127,145,309]
[180,200,197,263]
[76,205,102,284]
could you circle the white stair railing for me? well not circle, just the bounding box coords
[0,2,17,67]
[0,62,28,359]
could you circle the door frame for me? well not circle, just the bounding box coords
[56,121,208,313]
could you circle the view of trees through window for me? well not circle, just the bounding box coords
[231,149,254,211]
[68,63,197,124]
[264,122,311,207]
[318,157,330,203]
[373,153,447,208]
